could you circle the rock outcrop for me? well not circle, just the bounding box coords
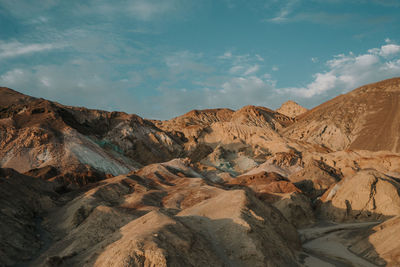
[276,100,307,118]
[317,170,400,222]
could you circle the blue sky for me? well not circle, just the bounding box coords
[1,0,400,119]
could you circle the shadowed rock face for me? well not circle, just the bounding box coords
[349,216,400,266]
[289,159,343,200]
[1,78,400,266]
[0,168,56,265]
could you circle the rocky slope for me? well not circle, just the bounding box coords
[0,87,183,187]
[5,160,302,267]
[0,168,56,266]
[318,169,400,222]
[1,78,400,266]
[283,77,400,152]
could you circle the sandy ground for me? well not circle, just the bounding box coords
[299,222,380,267]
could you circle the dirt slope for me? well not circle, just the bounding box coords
[283,77,400,152]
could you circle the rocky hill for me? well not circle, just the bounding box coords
[276,100,308,118]
[282,78,400,152]
[1,78,400,266]
[0,87,184,187]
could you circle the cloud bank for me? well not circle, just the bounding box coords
[288,43,400,98]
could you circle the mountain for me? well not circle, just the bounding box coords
[2,79,400,266]
[283,77,400,152]
[276,100,308,118]
[154,105,327,177]
[0,87,184,187]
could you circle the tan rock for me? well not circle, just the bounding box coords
[276,100,307,118]
[283,77,400,152]
[318,170,400,222]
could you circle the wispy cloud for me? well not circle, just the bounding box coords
[264,1,398,26]
[268,0,299,23]
[147,41,400,118]
[164,51,211,75]
[218,51,233,60]
[1,0,188,23]
[0,40,63,59]
[1,0,399,120]
[221,52,262,77]
[244,65,259,76]
[127,0,179,21]
[1,39,399,119]
[72,0,188,22]
[0,61,139,112]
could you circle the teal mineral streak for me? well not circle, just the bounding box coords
[95,139,124,155]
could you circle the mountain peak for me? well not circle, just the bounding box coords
[276,100,307,118]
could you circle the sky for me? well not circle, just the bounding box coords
[0,0,400,119]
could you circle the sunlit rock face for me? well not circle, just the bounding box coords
[276,100,308,118]
[283,78,400,153]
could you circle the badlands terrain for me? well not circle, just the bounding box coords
[1,77,400,266]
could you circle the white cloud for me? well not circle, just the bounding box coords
[256,54,264,61]
[0,62,139,113]
[291,73,337,98]
[382,59,400,71]
[0,69,24,84]
[39,76,51,87]
[0,40,62,59]
[229,65,244,74]
[29,16,49,24]
[379,44,400,57]
[224,53,264,77]
[244,65,259,76]
[152,74,277,118]
[288,42,400,98]
[268,0,299,23]
[219,51,233,59]
[221,76,267,94]
[165,51,210,74]
[145,51,280,118]
[2,34,399,120]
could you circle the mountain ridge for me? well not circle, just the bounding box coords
[1,77,400,266]
[283,77,400,152]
